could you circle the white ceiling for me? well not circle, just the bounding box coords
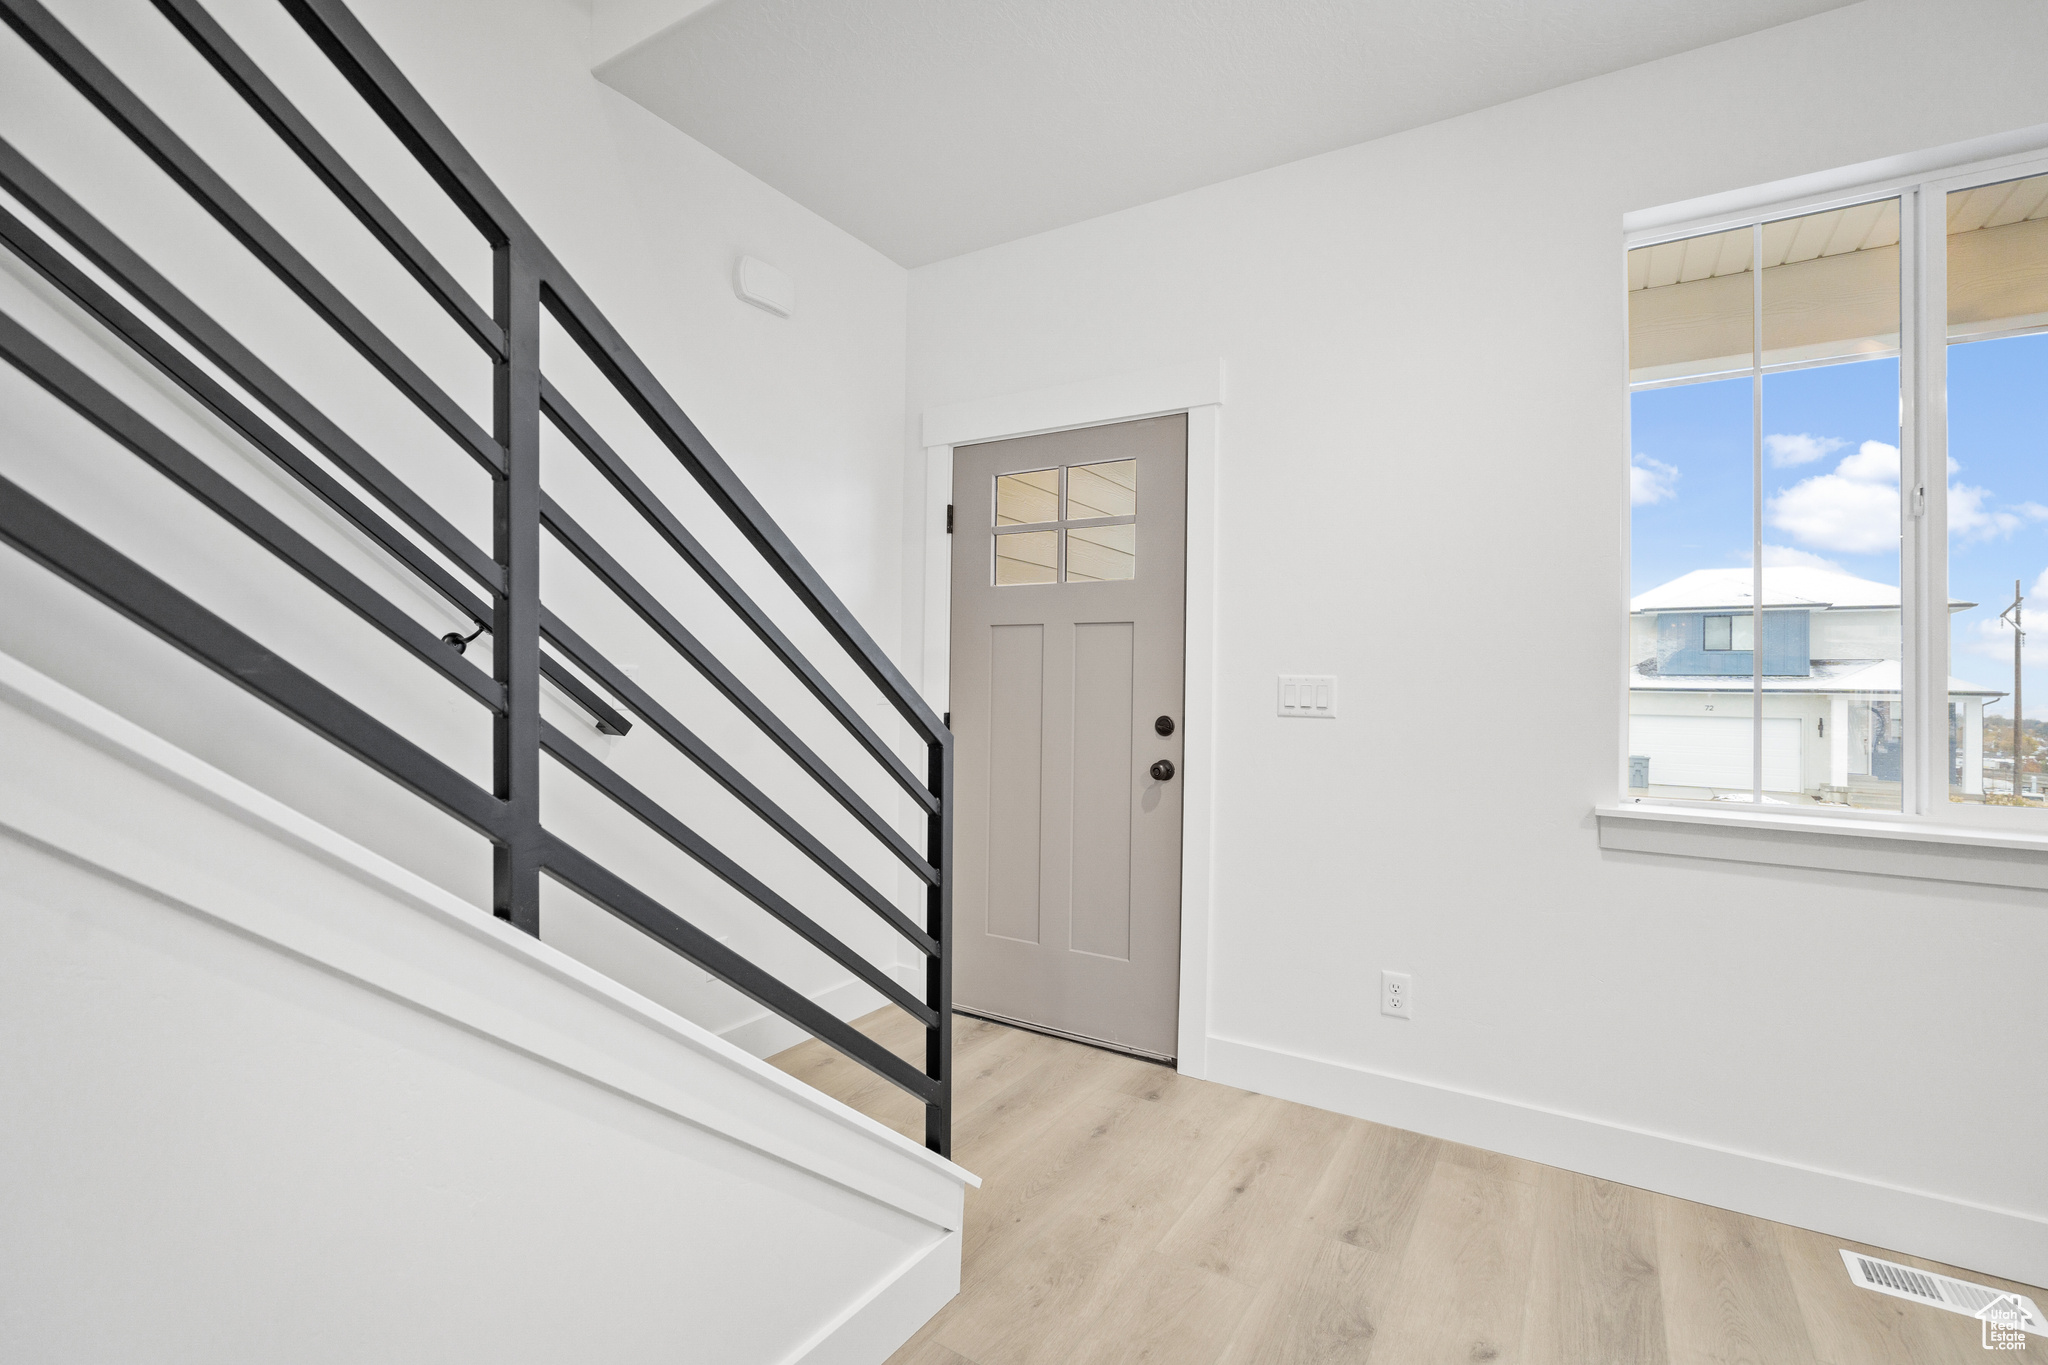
[595,0,1859,267]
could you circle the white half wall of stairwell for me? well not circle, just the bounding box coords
[0,0,927,1054]
[905,0,2048,1285]
[0,653,973,1364]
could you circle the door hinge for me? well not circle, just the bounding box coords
[945,503,954,534]
[1911,484,1926,518]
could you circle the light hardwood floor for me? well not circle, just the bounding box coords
[770,1011,2042,1364]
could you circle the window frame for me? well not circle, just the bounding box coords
[1621,142,2048,831]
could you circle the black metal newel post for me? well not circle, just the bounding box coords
[494,240,543,933]
[925,731,954,1156]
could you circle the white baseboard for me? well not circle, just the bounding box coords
[782,1230,961,1365]
[720,973,907,1059]
[1205,1035,2048,1288]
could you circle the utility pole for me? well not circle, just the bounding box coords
[2002,579,2025,797]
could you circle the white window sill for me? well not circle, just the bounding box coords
[1595,802,2048,891]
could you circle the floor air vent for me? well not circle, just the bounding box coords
[1840,1249,2045,1336]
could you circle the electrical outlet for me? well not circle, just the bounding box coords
[1381,970,1412,1019]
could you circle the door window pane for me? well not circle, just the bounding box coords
[1065,523,1136,582]
[995,530,1057,585]
[992,458,1140,585]
[996,468,1059,526]
[1066,460,1136,519]
[1946,172,2048,805]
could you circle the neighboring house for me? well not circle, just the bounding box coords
[1629,567,2004,801]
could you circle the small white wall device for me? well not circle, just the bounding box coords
[1277,674,1337,718]
[1382,970,1412,1019]
[734,255,794,317]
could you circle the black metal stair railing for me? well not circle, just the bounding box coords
[0,0,953,1152]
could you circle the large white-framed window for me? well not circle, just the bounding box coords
[1624,148,2048,831]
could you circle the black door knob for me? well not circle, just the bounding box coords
[1150,759,1176,781]
[1154,715,1175,736]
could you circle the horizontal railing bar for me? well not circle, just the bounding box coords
[540,721,935,1024]
[148,0,505,360]
[539,655,630,737]
[0,181,628,747]
[0,136,504,598]
[0,198,488,616]
[539,381,937,814]
[0,0,504,475]
[537,608,938,955]
[540,493,938,883]
[539,833,939,1105]
[0,473,508,838]
[0,309,504,712]
[270,0,944,748]
[0,215,626,739]
[539,283,947,745]
[278,0,515,248]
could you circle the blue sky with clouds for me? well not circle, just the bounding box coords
[1631,332,2048,717]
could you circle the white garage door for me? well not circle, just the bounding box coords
[1630,715,1802,792]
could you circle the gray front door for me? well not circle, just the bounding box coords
[950,414,1187,1060]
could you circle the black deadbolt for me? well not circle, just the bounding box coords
[1149,759,1176,781]
[1154,715,1175,736]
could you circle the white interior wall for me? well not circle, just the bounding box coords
[906,0,2048,1282]
[0,0,926,1053]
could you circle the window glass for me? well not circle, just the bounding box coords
[1760,354,1902,810]
[1629,170,2048,819]
[1628,372,1755,798]
[995,468,1058,526]
[1755,200,1903,810]
[1630,226,1757,800]
[1628,199,1903,808]
[1946,172,2048,805]
[1759,200,1900,368]
[1065,523,1135,581]
[992,458,1140,585]
[1066,460,1136,520]
[1628,225,1753,385]
[994,529,1057,585]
